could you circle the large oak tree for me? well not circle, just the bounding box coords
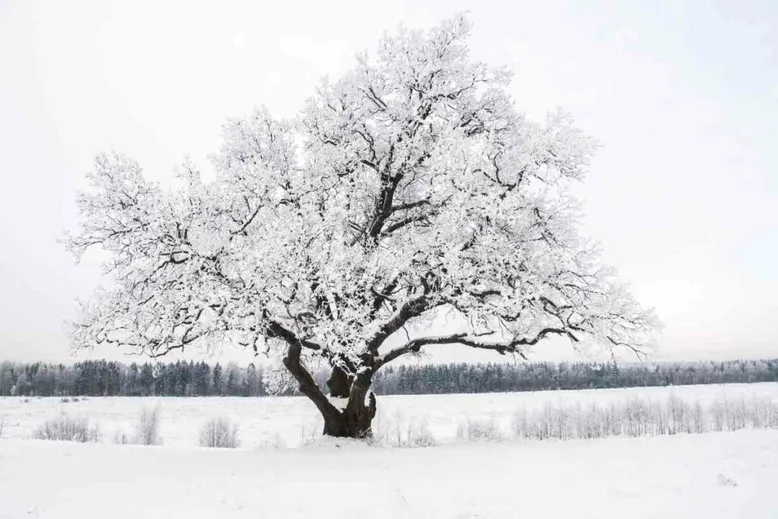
[65,16,658,438]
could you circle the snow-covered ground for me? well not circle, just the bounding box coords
[1,430,777,518]
[2,382,778,447]
[2,384,778,518]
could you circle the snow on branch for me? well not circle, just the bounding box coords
[64,14,658,380]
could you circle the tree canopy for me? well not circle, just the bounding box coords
[65,16,658,437]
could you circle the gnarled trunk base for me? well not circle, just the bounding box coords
[322,411,373,438]
[322,367,377,438]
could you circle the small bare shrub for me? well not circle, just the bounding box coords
[111,406,162,445]
[579,403,605,439]
[688,401,706,434]
[369,408,402,447]
[512,393,778,442]
[366,411,437,447]
[34,414,101,443]
[135,406,162,445]
[727,397,747,431]
[383,408,406,447]
[405,419,436,447]
[755,397,778,428]
[60,397,71,403]
[125,406,162,445]
[456,417,502,442]
[113,431,130,444]
[0,418,5,439]
[199,417,240,448]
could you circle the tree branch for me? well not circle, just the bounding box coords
[265,320,324,352]
[282,339,342,423]
[375,327,582,369]
[382,213,430,234]
[265,319,341,419]
[365,294,431,353]
[375,333,466,368]
[369,277,399,320]
[391,199,430,212]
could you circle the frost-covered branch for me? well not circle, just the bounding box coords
[65,15,658,438]
[376,326,580,369]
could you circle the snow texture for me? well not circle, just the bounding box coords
[0,430,776,518]
[2,382,777,447]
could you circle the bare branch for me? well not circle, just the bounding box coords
[365,294,431,353]
[376,327,584,369]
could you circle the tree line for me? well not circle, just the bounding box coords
[0,360,266,398]
[371,358,778,394]
[1,358,777,398]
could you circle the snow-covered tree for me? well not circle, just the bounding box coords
[64,16,658,437]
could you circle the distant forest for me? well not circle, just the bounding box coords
[2,358,777,398]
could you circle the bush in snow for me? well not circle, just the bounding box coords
[34,413,101,443]
[113,406,162,445]
[199,417,240,448]
[135,406,162,445]
[511,394,778,441]
[404,419,437,447]
[456,418,503,442]
[367,410,436,448]
[113,430,132,445]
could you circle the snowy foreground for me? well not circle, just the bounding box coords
[1,430,777,518]
[2,384,778,517]
[1,384,778,517]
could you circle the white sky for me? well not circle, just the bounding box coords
[0,0,776,364]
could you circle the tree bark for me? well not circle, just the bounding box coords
[276,328,377,439]
[321,367,377,438]
[326,364,352,398]
[344,372,377,438]
[281,341,344,435]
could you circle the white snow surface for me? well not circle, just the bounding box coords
[2,382,778,447]
[2,384,778,517]
[1,430,777,518]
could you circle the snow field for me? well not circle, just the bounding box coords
[1,382,777,448]
[1,430,777,518]
[2,383,778,518]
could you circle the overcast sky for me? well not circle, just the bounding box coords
[0,0,776,364]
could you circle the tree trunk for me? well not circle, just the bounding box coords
[321,367,377,438]
[283,340,377,439]
[326,364,351,398]
[345,372,377,438]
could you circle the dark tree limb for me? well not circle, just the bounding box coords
[277,331,342,427]
[365,294,431,353]
[375,327,582,370]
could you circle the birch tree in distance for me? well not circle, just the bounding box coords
[65,16,658,438]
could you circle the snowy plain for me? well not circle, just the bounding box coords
[2,430,777,518]
[2,383,778,518]
[2,382,778,447]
